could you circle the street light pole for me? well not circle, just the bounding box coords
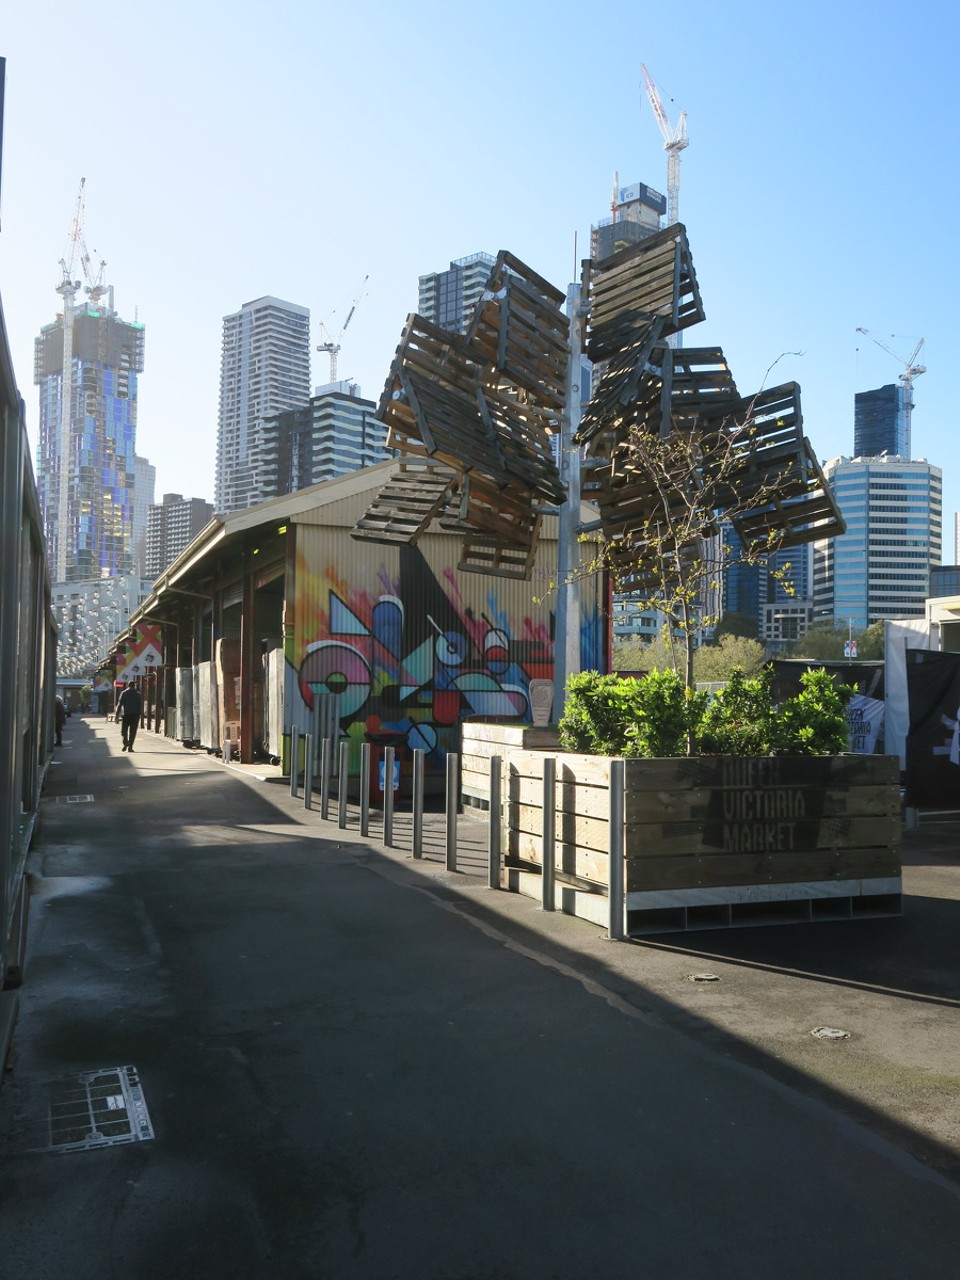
[553,279,586,718]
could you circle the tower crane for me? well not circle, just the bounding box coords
[317,274,369,383]
[855,328,926,454]
[640,63,688,227]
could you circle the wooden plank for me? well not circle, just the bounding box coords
[625,847,902,893]
[511,831,609,886]
[624,782,901,824]
[622,814,899,857]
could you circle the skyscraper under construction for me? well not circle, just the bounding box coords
[34,289,144,582]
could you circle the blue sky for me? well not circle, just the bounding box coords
[2,0,958,544]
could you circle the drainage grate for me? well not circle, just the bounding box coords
[52,794,95,805]
[45,1065,154,1151]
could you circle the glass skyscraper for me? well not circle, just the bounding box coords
[34,300,145,583]
[813,456,942,629]
[854,383,909,459]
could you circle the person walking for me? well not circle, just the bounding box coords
[54,695,66,747]
[115,682,143,752]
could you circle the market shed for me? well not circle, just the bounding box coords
[126,462,606,778]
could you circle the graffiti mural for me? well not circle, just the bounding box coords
[293,544,557,763]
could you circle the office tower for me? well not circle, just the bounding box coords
[418,253,495,336]
[131,455,156,576]
[854,383,910,459]
[215,296,311,515]
[591,179,666,260]
[34,293,144,582]
[930,565,960,598]
[256,381,390,498]
[813,455,942,629]
[144,493,215,579]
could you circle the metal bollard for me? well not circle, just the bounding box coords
[360,741,371,837]
[445,752,459,871]
[487,755,502,889]
[412,748,424,859]
[290,725,300,798]
[320,736,332,821]
[223,734,232,764]
[338,740,349,828]
[608,758,625,941]
[541,757,555,911]
[303,733,314,809]
[383,746,395,847]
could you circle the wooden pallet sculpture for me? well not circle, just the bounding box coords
[354,252,568,576]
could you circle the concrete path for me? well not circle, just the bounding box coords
[2,716,959,1279]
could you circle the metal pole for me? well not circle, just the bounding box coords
[541,756,556,911]
[445,752,459,871]
[360,741,371,837]
[303,733,314,810]
[338,740,350,828]
[383,745,395,847]
[488,755,502,889]
[289,725,300,799]
[412,748,424,859]
[554,279,585,720]
[320,736,332,821]
[608,758,625,941]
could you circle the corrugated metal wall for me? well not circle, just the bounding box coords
[287,522,604,774]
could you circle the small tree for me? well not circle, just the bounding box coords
[589,411,800,751]
[695,634,767,683]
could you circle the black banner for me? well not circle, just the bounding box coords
[905,650,960,807]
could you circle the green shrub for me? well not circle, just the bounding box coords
[558,666,855,758]
[697,668,778,755]
[625,668,706,758]
[558,672,642,756]
[773,667,854,755]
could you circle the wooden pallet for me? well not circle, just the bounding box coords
[584,223,705,363]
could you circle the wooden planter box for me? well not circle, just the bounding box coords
[462,724,902,935]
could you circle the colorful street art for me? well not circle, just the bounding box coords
[292,544,563,763]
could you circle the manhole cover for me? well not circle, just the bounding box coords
[811,1026,850,1041]
[44,1065,154,1151]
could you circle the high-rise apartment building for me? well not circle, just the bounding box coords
[418,254,495,336]
[132,454,156,576]
[144,493,214,579]
[256,381,391,498]
[813,455,942,629]
[854,383,910,459]
[34,295,145,581]
[215,296,311,515]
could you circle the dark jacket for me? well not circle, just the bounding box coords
[116,687,143,721]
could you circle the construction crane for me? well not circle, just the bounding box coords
[317,275,369,383]
[640,63,688,227]
[855,328,926,453]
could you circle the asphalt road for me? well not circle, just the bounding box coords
[1,716,959,1279]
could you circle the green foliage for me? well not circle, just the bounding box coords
[558,666,855,758]
[774,667,854,755]
[857,621,885,660]
[694,635,767,683]
[783,623,845,660]
[697,668,779,755]
[624,668,706,758]
[558,672,643,756]
[711,611,759,641]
